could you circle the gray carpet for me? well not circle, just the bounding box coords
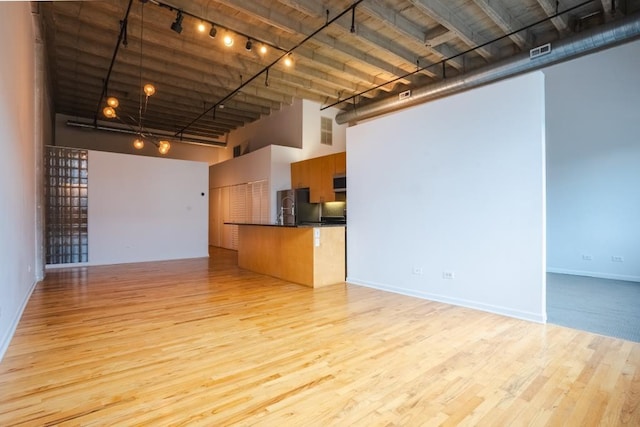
[547,273,640,342]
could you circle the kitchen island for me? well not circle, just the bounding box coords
[229,223,345,288]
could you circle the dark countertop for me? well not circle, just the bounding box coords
[225,222,346,228]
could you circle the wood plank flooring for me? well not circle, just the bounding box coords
[1,247,639,426]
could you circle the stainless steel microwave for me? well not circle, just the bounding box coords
[333,174,346,192]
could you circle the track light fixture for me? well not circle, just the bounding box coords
[284,53,293,67]
[245,38,252,51]
[223,34,234,47]
[197,21,205,33]
[209,24,217,39]
[259,45,267,54]
[170,10,183,34]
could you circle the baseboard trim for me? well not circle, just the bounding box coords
[547,267,640,283]
[45,253,211,269]
[346,276,546,324]
[0,279,39,363]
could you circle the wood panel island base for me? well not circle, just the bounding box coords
[235,224,345,287]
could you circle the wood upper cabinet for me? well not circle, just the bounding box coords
[334,151,346,175]
[291,159,311,189]
[311,155,335,203]
[291,152,345,203]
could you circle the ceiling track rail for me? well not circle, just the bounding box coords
[173,0,364,138]
[324,0,595,111]
[335,11,640,124]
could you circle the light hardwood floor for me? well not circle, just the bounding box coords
[1,248,639,426]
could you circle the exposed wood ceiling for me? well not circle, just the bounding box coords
[39,0,640,146]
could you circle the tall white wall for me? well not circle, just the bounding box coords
[0,3,41,360]
[221,99,303,162]
[347,72,546,322]
[56,114,222,165]
[88,151,209,265]
[545,40,640,282]
[221,99,347,164]
[301,100,347,158]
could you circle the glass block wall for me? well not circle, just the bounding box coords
[45,146,88,264]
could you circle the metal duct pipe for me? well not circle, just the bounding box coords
[335,13,640,125]
[65,120,226,147]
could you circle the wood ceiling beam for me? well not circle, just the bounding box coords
[50,8,376,108]
[424,26,458,47]
[54,77,246,131]
[154,1,393,91]
[407,0,498,60]
[473,0,531,49]
[356,0,464,70]
[536,0,570,32]
[56,95,231,137]
[212,0,414,84]
[275,0,440,79]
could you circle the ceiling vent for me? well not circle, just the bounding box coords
[399,90,411,100]
[530,43,552,59]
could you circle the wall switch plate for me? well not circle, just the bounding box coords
[582,255,593,261]
[611,256,624,262]
[412,267,423,275]
[443,271,455,279]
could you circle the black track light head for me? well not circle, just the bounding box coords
[209,25,217,39]
[245,38,252,51]
[171,11,183,34]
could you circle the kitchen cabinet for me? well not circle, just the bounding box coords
[334,151,346,175]
[291,152,345,203]
[310,155,335,203]
[237,224,346,287]
[291,159,311,189]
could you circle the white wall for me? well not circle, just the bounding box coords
[301,99,347,158]
[545,40,640,282]
[221,99,303,162]
[88,151,209,265]
[221,99,347,163]
[56,114,223,165]
[0,3,40,360]
[346,72,546,322]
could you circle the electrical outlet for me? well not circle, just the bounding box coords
[611,256,624,262]
[582,255,593,261]
[412,267,423,275]
[442,271,455,280]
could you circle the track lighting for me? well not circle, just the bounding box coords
[209,25,217,39]
[170,11,183,34]
[259,45,267,54]
[197,21,206,33]
[245,38,252,51]
[223,34,234,47]
[284,53,293,67]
